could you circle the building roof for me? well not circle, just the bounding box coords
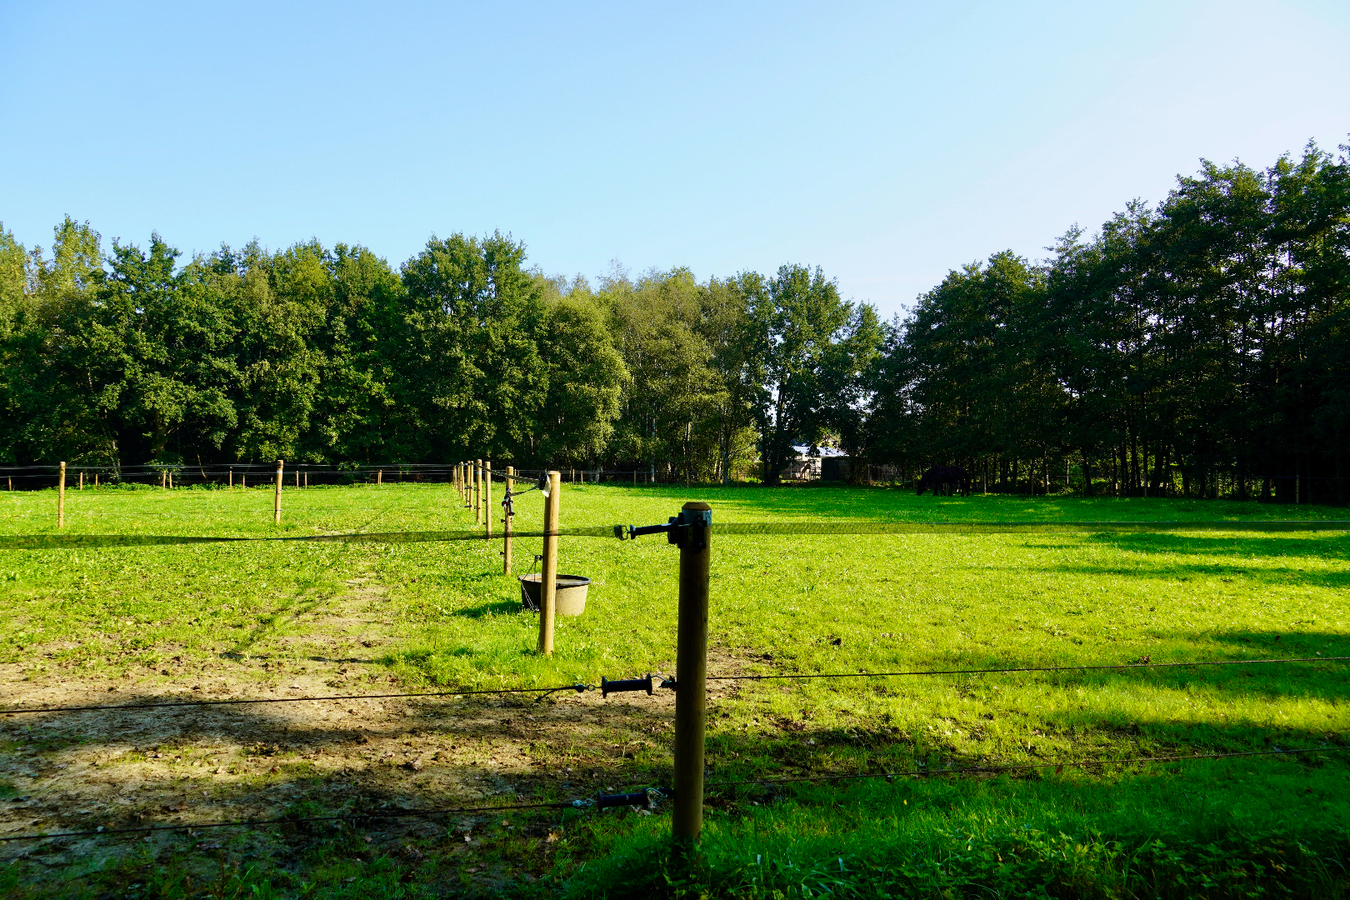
[791,444,849,459]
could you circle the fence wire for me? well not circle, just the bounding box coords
[706,656,1350,684]
[0,682,593,716]
[4,518,1349,551]
[0,798,576,846]
[707,745,1348,791]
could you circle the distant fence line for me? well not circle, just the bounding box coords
[0,462,721,492]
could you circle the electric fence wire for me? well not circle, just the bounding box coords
[704,655,1350,684]
[0,798,580,846]
[705,744,1350,792]
[3,657,1343,718]
[0,682,595,716]
[6,518,1350,551]
[2,745,1342,849]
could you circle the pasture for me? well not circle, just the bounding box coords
[1,481,1347,898]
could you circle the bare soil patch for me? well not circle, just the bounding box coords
[0,570,681,889]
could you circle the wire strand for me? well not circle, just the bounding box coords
[706,656,1350,683]
[0,683,592,716]
[0,799,571,844]
[706,744,1348,790]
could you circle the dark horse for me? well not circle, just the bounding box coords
[917,465,971,497]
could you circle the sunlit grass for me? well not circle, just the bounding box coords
[2,480,1347,897]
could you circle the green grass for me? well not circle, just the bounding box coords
[1,481,1347,897]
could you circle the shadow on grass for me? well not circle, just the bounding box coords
[454,600,525,619]
[907,629,1350,703]
[1085,531,1350,562]
[3,672,1347,897]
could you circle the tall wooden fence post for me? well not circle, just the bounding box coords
[274,460,284,525]
[484,461,493,540]
[377,468,383,486]
[475,459,483,525]
[58,462,67,529]
[161,470,167,490]
[673,501,712,848]
[503,466,514,575]
[229,467,233,489]
[79,471,84,490]
[538,471,561,656]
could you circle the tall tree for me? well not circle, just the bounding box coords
[748,264,876,485]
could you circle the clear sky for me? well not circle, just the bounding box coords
[2,0,1347,319]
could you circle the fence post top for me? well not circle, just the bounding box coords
[683,501,711,512]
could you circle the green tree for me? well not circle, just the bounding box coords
[748,264,874,485]
[398,232,550,463]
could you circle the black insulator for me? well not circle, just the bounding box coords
[595,790,656,809]
[600,674,654,698]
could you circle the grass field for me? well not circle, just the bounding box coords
[1,481,1347,898]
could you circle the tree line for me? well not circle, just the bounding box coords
[873,141,1350,502]
[2,140,1346,500]
[0,225,876,485]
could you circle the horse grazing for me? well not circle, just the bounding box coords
[916,465,971,497]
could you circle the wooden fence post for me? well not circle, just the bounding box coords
[274,460,284,525]
[484,460,492,540]
[161,470,167,489]
[168,470,173,490]
[242,473,246,488]
[229,467,233,489]
[304,472,308,488]
[673,501,712,848]
[295,471,299,489]
[538,471,561,656]
[94,473,98,488]
[475,459,483,525]
[79,471,84,490]
[377,468,383,486]
[503,466,514,575]
[58,462,66,529]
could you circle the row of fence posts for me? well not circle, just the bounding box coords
[455,458,709,847]
[38,461,380,531]
[48,455,712,846]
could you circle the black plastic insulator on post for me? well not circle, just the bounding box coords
[595,790,653,810]
[601,674,654,698]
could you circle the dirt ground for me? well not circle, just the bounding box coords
[0,572,739,890]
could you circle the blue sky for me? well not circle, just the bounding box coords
[2,0,1347,319]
